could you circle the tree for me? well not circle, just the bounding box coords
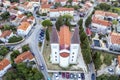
[0,11,10,20]
[46,28,49,41]
[8,36,23,43]
[22,44,30,52]
[0,46,9,57]
[78,19,83,27]
[3,25,11,30]
[73,5,80,10]
[68,0,72,4]
[93,52,102,70]
[42,19,52,28]
[10,50,20,62]
[9,0,19,3]
[55,16,64,31]
[99,3,111,11]
[85,15,92,27]
[112,20,118,28]
[54,2,61,8]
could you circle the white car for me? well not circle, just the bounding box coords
[78,74,82,80]
[54,73,59,80]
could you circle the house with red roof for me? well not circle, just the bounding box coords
[50,25,81,68]
[14,51,34,64]
[0,30,13,43]
[50,7,74,17]
[91,17,112,34]
[108,32,120,52]
[0,59,12,77]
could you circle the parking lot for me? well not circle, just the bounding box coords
[52,72,86,80]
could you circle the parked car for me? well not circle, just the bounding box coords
[78,73,82,80]
[54,73,59,80]
[62,72,65,78]
[40,65,44,70]
[70,73,74,79]
[47,78,51,80]
[74,74,78,79]
[108,68,114,72]
[91,73,95,80]
[66,72,70,79]
[81,73,85,80]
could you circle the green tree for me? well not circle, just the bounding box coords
[78,19,83,27]
[99,3,111,11]
[85,15,92,27]
[54,2,61,8]
[55,16,64,31]
[3,25,11,30]
[46,28,49,41]
[73,5,80,10]
[42,19,53,27]
[0,46,9,57]
[10,50,20,62]
[8,36,23,43]
[22,44,30,52]
[0,11,10,20]
[93,52,102,70]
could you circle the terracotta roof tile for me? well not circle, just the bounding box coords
[111,32,120,44]
[50,8,74,12]
[105,12,118,18]
[59,25,71,46]
[41,4,51,8]
[17,14,25,18]
[0,30,12,38]
[18,21,30,31]
[14,51,34,64]
[92,17,111,27]
[94,10,105,16]
[0,59,10,70]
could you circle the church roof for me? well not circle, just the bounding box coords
[50,27,59,43]
[71,27,80,44]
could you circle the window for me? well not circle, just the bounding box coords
[55,56,57,58]
[71,59,73,61]
[73,52,74,54]
[55,59,57,61]
[72,56,74,58]
[55,52,57,54]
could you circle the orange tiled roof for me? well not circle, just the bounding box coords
[111,32,120,44]
[14,51,34,64]
[73,0,78,2]
[18,22,30,31]
[0,59,10,70]
[94,10,105,16]
[105,12,118,18]
[50,8,74,12]
[0,30,12,38]
[59,25,71,46]
[17,14,25,18]
[60,52,69,57]
[41,4,51,8]
[92,17,111,27]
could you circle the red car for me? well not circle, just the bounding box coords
[66,72,70,79]
[62,72,65,78]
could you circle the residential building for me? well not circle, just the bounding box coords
[0,30,13,43]
[91,17,112,34]
[17,21,32,36]
[50,8,74,17]
[54,0,67,6]
[14,51,34,64]
[40,4,51,13]
[0,59,12,77]
[50,25,86,70]
[108,32,120,52]
[72,0,78,6]
[94,10,118,20]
